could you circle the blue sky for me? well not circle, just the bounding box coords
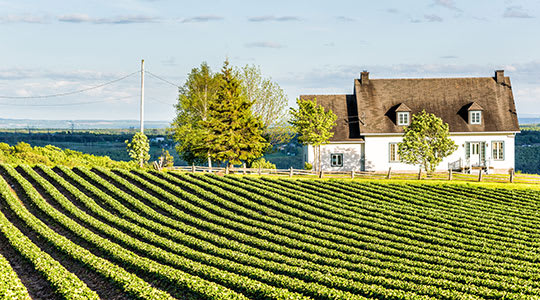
[0,0,539,122]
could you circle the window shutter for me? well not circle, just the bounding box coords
[502,141,505,160]
[480,142,486,164]
[465,142,470,158]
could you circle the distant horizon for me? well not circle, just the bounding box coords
[1,0,539,121]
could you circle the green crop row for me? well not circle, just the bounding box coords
[55,165,362,300]
[184,173,539,297]
[0,166,99,300]
[172,171,537,286]
[0,233,31,300]
[1,164,179,300]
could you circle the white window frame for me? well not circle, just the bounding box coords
[397,112,410,126]
[330,153,343,167]
[492,141,504,160]
[469,111,482,125]
[389,143,400,162]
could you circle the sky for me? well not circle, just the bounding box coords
[0,0,539,123]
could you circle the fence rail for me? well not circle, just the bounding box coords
[167,165,540,185]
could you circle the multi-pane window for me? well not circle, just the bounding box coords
[330,153,343,167]
[389,143,400,162]
[397,112,410,126]
[492,141,504,160]
[470,111,482,124]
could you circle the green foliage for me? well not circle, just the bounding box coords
[237,64,293,146]
[125,132,150,167]
[172,62,221,164]
[250,158,276,169]
[0,142,133,169]
[304,162,313,170]
[1,162,540,299]
[200,60,269,166]
[160,149,174,167]
[398,110,458,173]
[289,98,337,171]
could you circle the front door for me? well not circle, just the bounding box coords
[470,142,480,166]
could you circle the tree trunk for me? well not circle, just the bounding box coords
[318,145,322,174]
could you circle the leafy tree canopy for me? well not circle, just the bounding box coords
[289,98,336,171]
[398,110,458,173]
[125,132,150,167]
[171,62,221,164]
[237,64,293,146]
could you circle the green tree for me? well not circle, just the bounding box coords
[171,62,220,166]
[237,64,293,146]
[125,132,150,167]
[160,149,174,167]
[398,110,458,174]
[289,98,337,172]
[200,60,268,167]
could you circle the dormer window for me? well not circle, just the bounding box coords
[397,112,410,126]
[394,103,412,126]
[466,102,484,125]
[470,111,482,124]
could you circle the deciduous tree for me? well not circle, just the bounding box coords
[171,62,220,166]
[237,64,293,146]
[398,110,458,174]
[289,98,336,172]
[125,132,150,167]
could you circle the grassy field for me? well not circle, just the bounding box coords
[0,164,539,299]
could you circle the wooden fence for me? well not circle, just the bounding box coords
[168,165,540,185]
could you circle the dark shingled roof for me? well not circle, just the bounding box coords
[300,71,519,140]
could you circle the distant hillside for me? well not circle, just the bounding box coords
[0,118,170,129]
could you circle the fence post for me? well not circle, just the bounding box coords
[417,167,422,180]
[225,164,229,175]
[191,163,195,173]
[319,170,324,178]
[509,168,514,183]
[288,167,293,177]
[448,169,452,181]
[478,169,483,182]
[351,170,355,179]
[242,163,247,175]
[386,167,392,179]
[258,165,262,176]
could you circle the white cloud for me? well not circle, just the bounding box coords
[424,14,443,22]
[58,14,160,24]
[248,15,300,22]
[433,0,461,11]
[0,14,48,24]
[181,15,223,23]
[503,6,534,18]
[245,41,284,49]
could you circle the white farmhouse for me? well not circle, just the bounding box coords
[301,70,520,173]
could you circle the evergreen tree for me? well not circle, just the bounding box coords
[200,60,268,167]
[398,110,458,174]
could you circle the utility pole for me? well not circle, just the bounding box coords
[140,59,145,133]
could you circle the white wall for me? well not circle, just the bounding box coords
[305,143,364,171]
[305,133,515,173]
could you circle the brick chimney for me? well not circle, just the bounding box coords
[360,71,369,85]
[495,70,504,84]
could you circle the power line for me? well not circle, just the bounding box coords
[0,95,134,107]
[145,70,180,88]
[0,70,140,99]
